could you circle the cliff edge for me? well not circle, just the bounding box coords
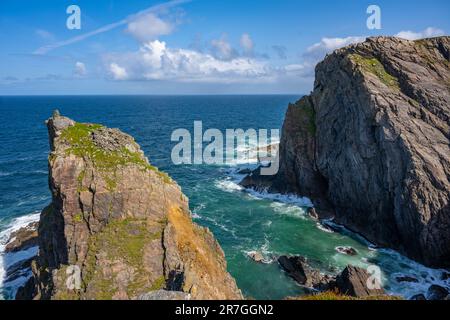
[242,36,450,268]
[18,111,242,300]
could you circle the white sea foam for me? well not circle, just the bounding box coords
[214,179,244,193]
[222,164,450,299]
[0,212,40,299]
[316,222,334,233]
[376,248,450,299]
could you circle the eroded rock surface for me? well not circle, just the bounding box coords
[17,112,242,300]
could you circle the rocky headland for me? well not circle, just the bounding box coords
[13,111,242,300]
[241,36,450,269]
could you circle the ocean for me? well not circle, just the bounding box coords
[0,95,448,300]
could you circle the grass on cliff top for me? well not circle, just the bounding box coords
[350,54,400,89]
[59,123,172,189]
[288,292,402,301]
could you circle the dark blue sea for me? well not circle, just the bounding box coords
[0,95,448,300]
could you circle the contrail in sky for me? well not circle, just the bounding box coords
[33,0,190,55]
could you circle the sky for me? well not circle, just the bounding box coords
[0,0,449,95]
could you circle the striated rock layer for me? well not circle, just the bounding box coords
[242,36,450,268]
[18,111,242,300]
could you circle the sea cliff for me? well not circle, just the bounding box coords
[241,36,450,268]
[16,111,242,300]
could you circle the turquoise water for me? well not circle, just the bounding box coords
[0,95,449,299]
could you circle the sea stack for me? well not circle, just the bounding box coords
[241,36,450,268]
[17,112,242,300]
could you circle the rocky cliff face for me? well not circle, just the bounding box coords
[242,36,450,268]
[18,111,242,300]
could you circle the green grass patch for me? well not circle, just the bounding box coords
[60,123,172,190]
[350,54,400,89]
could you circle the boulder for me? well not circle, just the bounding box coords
[277,256,331,289]
[332,265,385,298]
[335,246,358,256]
[426,285,449,300]
[410,294,426,300]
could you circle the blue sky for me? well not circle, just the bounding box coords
[0,0,449,95]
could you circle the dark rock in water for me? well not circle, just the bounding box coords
[5,222,38,253]
[237,168,252,175]
[138,290,191,300]
[332,265,385,298]
[427,285,449,300]
[240,36,450,268]
[395,276,419,283]
[441,272,450,281]
[335,246,358,256]
[15,274,36,300]
[410,294,426,300]
[277,256,331,289]
[5,257,34,283]
[16,112,242,300]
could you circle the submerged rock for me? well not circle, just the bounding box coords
[335,246,358,256]
[16,112,242,300]
[427,284,449,300]
[241,36,450,268]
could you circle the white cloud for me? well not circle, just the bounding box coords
[73,61,87,77]
[126,13,174,43]
[109,63,128,80]
[240,33,254,55]
[304,36,365,62]
[210,36,237,61]
[395,27,445,40]
[105,40,274,83]
[33,0,188,54]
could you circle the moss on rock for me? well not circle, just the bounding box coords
[350,54,400,89]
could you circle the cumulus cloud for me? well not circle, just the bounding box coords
[109,63,128,80]
[304,36,365,62]
[240,33,254,55]
[105,40,274,83]
[210,36,237,61]
[126,13,174,43]
[395,27,445,40]
[73,61,87,77]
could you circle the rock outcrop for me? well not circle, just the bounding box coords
[277,256,332,290]
[241,36,450,268]
[331,266,385,298]
[17,112,242,300]
[277,257,385,298]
